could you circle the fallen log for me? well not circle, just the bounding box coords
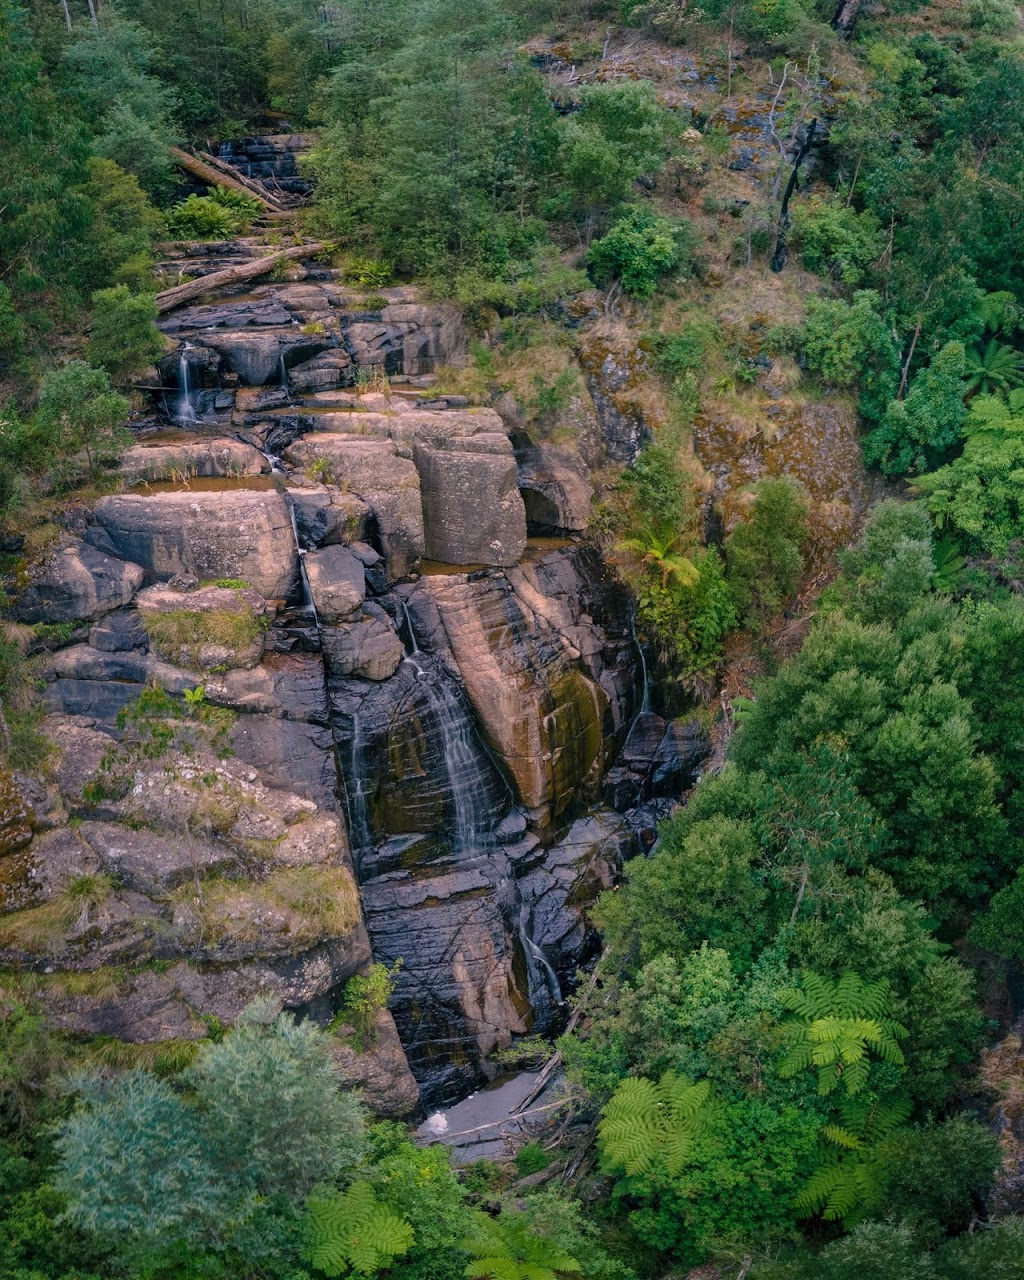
[169,147,286,213]
[154,242,325,314]
[196,149,291,210]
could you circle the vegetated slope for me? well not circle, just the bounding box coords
[2,0,1024,1278]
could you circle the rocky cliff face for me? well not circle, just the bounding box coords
[0,244,710,1110]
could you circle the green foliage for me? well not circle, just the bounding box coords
[462,1208,582,1280]
[335,962,402,1052]
[305,1182,414,1277]
[865,343,969,476]
[964,338,1024,396]
[725,477,809,631]
[31,361,131,486]
[791,198,886,286]
[166,194,245,240]
[87,284,163,382]
[63,12,179,193]
[55,1003,366,1265]
[587,208,688,298]
[779,973,907,1097]
[598,1070,712,1177]
[802,291,900,424]
[912,390,1024,555]
[555,81,670,231]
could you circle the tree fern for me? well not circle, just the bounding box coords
[795,1094,912,1225]
[779,972,907,1096]
[462,1209,582,1280]
[598,1070,711,1177]
[304,1182,414,1277]
[964,338,1024,396]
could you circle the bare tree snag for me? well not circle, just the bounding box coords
[196,149,291,208]
[770,118,818,273]
[832,0,861,37]
[59,0,72,30]
[169,147,288,213]
[154,242,325,314]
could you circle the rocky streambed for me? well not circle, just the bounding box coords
[0,237,710,1111]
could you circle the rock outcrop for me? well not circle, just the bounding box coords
[93,489,298,600]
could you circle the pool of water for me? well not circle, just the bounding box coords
[416,1071,556,1163]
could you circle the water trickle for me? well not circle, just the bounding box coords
[278,352,289,391]
[403,654,500,854]
[631,607,652,716]
[518,903,564,1019]
[177,348,198,424]
[286,497,317,621]
[347,711,372,850]
[399,599,421,654]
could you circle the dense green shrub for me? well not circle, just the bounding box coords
[587,208,689,298]
[87,285,164,382]
[725,478,809,631]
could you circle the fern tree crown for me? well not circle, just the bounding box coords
[598,1070,712,1178]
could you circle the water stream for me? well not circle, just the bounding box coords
[177,348,198,424]
[631,607,652,716]
[286,497,317,621]
[517,902,564,1022]
[402,654,501,854]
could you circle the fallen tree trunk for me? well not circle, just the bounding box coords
[154,242,325,313]
[196,149,291,209]
[169,147,286,213]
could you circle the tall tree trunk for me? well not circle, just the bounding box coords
[59,0,73,30]
[85,0,98,28]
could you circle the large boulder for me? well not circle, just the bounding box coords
[119,439,267,484]
[14,538,144,625]
[282,438,424,579]
[203,331,331,386]
[413,435,526,567]
[303,545,365,623]
[517,444,594,533]
[321,615,404,681]
[93,489,298,600]
[135,581,268,671]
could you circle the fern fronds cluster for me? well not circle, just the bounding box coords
[304,1181,414,1277]
[598,1070,712,1177]
[794,1094,911,1223]
[778,972,907,1095]
[462,1210,582,1280]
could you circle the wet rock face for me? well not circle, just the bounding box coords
[118,439,267,484]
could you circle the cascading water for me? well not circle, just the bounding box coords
[403,653,501,854]
[286,497,317,621]
[517,902,564,1023]
[278,352,289,392]
[631,607,652,716]
[347,711,372,851]
[177,348,197,424]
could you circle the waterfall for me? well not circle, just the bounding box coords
[631,607,652,716]
[278,352,289,391]
[347,711,372,850]
[177,349,198,424]
[286,497,317,620]
[518,903,564,1018]
[399,599,421,654]
[403,654,500,853]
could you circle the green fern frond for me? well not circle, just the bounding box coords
[599,1070,711,1178]
[821,1125,861,1149]
[304,1182,413,1278]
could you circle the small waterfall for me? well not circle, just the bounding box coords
[399,599,421,654]
[631,607,652,716]
[403,654,500,853]
[286,497,317,621]
[278,352,289,391]
[347,711,372,850]
[177,349,197,424]
[518,903,563,1019]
